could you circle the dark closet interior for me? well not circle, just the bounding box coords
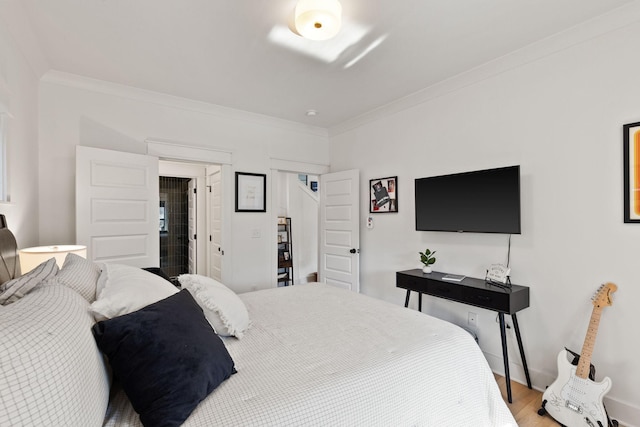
[159,176,191,279]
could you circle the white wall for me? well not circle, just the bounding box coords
[37,74,330,293]
[0,5,44,249]
[329,9,640,425]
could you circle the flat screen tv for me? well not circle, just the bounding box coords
[415,165,521,234]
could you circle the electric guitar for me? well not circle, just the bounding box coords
[541,282,617,427]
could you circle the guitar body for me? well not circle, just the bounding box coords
[542,349,611,427]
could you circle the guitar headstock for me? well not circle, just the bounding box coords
[592,282,618,308]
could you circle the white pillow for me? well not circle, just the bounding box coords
[90,263,179,321]
[55,253,101,302]
[178,274,250,338]
[0,257,59,305]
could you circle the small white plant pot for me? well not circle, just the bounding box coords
[422,265,432,273]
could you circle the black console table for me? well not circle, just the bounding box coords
[396,269,532,403]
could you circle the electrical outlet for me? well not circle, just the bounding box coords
[468,312,477,328]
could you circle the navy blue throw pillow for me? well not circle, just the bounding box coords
[92,289,236,427]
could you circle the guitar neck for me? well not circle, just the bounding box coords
[576,307,603,379]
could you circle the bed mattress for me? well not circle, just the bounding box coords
[104,284,516,426]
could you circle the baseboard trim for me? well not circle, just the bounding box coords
[484,351,639,427]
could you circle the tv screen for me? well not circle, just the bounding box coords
[415,165,521,234]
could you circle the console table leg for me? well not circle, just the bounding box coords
[511,313,532,389]
[404,290,410,308]
[499,313,512,403]
[418,293,422,312]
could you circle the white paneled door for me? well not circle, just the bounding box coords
[76,146,159,267]
[188,178,197,274]
[319,169,360,292]
[208,168,223,281]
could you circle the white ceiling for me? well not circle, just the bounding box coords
[14,0,635,128]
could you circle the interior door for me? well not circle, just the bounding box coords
[76,146,159,267]
[318,169,360,292]
[188,178,197,273]
[208,168,223,281]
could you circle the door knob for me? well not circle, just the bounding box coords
[350,248,358,254]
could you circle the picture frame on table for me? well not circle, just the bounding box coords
[623,122,640,223]
[369,176,398,213]
[235,172,266,212]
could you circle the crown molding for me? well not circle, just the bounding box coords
[270,158,329,175]
[329,1,640,137]
[146,139,233,165]
[40,70,329,139]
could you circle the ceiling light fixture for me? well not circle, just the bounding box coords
[295,0,342,41]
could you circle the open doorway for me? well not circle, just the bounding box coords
[159,176,195,278]
[271,166,360,291]
[159,160,223,281]
[76,144,232,279]
[276,171,320,285]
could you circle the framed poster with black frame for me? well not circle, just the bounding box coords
[369,176,397,213]
[235,172,266,212]
[624,121,640,223]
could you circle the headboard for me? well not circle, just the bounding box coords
[0,214,20,284]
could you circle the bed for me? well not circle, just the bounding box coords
[0,215,516,426]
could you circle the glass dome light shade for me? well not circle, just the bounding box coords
[295,0,342,41]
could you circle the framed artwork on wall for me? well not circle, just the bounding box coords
[235,172,266,212]
[623,122,640,223]
[369,176,397,213]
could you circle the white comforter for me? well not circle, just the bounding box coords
[105,284,517,426]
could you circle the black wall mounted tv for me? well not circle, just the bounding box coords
[415,165,521,234]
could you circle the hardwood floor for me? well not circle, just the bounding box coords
[495,374,557,426]
[494,375,625,427]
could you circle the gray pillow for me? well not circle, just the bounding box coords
[0,257,59,305]
[56,253,101,302]
[0,284,110,425]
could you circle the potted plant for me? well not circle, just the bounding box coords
[419,248,436,273]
